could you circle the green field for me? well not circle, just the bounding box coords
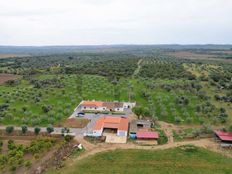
[46,146,232,174]
[0,72,229,126]
[0,50,231,126]
[0,73,216,126]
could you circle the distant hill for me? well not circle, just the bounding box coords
[0,45,231,55]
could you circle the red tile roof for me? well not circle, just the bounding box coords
[214,130,232,141]
[81,101,104,107]
[81,101,124,109]
[136,131,159,139]
[94,116,128,131]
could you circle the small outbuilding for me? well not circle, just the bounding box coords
[136,131,159,140]
[214,130,232,147]
[130,120,153,134]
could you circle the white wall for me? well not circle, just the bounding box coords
[81,106,106,111]
[117,130,127,137]
[92,129,103,137]
[123,102,136,109]
[114,107,124,112]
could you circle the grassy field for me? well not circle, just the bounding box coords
[46,146,232,174]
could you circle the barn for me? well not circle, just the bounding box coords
[92,116,129,143]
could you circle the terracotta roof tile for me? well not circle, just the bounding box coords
[93,116,128,131]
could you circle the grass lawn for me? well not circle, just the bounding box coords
[46,146,232,174]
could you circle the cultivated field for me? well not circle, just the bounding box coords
[0,74,20,85]
[0,54,30,59]
[166,50,232,62]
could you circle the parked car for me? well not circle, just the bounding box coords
[76,112,85,117]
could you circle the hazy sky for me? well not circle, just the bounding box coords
[0,0,232,45]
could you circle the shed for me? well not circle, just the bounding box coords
[214,130,232,142]
[130,120,152,133]
[136,131,159,139]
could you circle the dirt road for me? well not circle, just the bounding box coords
[67,137,232,168]
[132,59,143,78]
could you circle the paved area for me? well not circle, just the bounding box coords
[69,106,131,135]
[104,133,127,144]
[0,108,132,136]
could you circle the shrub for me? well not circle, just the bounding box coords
[0,140,3,147]
[228,125,232,133]
[24,160,32,168]
[157,130,168,145]
[46,126,54,134]
[21,125,28,134]
[8,140,15,150]
[174,117,182,125]
[64,135,74,142]
[34,127,41,135]
[5,126,14,134]
[42,105,52,113]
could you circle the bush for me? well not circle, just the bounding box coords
[8,140,16,150]
[42,105,52,113]
[5,126,14,134]
[0,140,3,147]
[34,127,41,135]
[64,135,74,142]
[228,125,232,133]
[46,126,54,134]
[21,125,28,134]
[24,160,32,168]
[157,130,168,145]
[0,140,3,152]
[174,117,182,125]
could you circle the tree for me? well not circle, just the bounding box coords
[5,126,14,134]
[64,135,74,142]
[174,117,182,125]
[34,127,41,135]
[42,105,52,113]
[21,125,28,134]
[132,107,143,117]
[228,125,232,133]
[0,140,3,151]
[46,126,54,134]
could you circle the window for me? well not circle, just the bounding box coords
[84,107,86,109]
[95,107,97,109]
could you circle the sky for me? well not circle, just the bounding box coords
[0,0,232,46]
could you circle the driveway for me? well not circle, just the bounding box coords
[68,106,132,135]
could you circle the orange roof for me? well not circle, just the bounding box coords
[94,116,128,131]
[81,101,104,107]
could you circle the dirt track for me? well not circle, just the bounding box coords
[68,121,230,166]
[69,137,232,168]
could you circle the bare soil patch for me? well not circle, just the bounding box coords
[0,54,29,59]
[0,73,20,84]
[56,118,90,128]
[166,51,232,62]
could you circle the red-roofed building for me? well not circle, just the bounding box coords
[214,130,232,142]
[136,131,159,139]
[80,101,105,111]
[78,100,136,113]
[93,116,128,137]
